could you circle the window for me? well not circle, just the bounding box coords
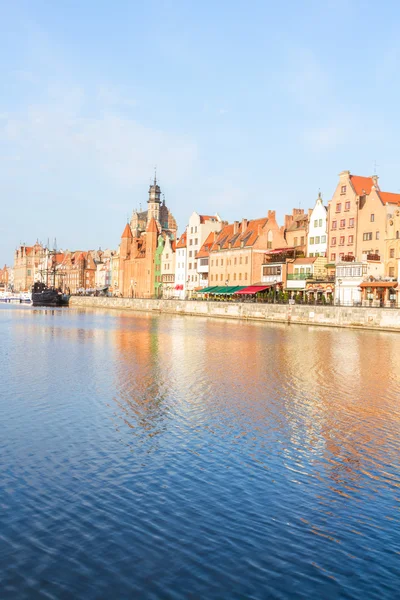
[301,236,305,245]
[239,273,242,280]
[216,259,218,266]
[331,237,336,245]
[294,237,298,246]
[315,236,320,244]
[341,185,347,194]
[339,253,344,260]
[397,231,400,239]
[189,251,192,257]
[348,235,354,244]
[314,220,318,227]
[239,256,242,264]
[349,218,355,228]
[363,232,373,241]
[188,263,192,270]
[195,238,198,245]
[195,226,197,233]
[321,235,326,243]
[234,257,237,265]
[390,248,395,258]
[27,269,31,276]
[319,219,323,227]
[310,237,315,245]
[389,267,395,277]
[371,214,375,222]
[332,220,337,229]
[220,274,223,281]
[191,227,193,233]
[221,259,223,266]
[309,252,314,257]
[336,203,342,212]
[345,201,350,211]
[233,273,236,281]
[376,231,380,240]
[245,257,248,264]
[245,272,248,280]
[340,236,345,245]
[189,239,193,245]
[340,219,346,228]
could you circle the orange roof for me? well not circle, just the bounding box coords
[199,215,217,224]
[146,217,158,233]
[176,231,187,248]
[196,231,215,258]
[121,223,132,239]
[171,240,176,251]
[210,217,269,252]
[350,175,374,195]
[379,191,400,205]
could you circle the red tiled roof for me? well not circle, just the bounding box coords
[196,231,215,258]
[176,231,187,248]
[121,223,133,239]
[171,241,176,251]
[199,215,217,224]
[209,217,269,252]
[350,175,374,195]
[379,191,400,205]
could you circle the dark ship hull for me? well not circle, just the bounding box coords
[32,283,70,307]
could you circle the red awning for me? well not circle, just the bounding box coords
[234,285,271,295]
[360,282,398,289]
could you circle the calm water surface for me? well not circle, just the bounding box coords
[1,305,400,599]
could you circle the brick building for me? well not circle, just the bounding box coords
[13,241,44,291]
[207,211,287,286]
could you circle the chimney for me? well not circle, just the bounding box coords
[241,218,248,233]
[233,220,239,234]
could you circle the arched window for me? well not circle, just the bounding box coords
[396,231,399,239]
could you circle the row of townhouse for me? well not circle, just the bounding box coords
[150,171,400,305]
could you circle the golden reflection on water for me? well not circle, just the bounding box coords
[110,313,400,489]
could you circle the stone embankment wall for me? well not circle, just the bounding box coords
[69,296,400,332]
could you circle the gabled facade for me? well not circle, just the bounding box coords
[161,236,176,298]
[385,202,400,279]
[174,230,187,299]
[284,209,309,254]
[307,193,327,257]
[186,212,223,293]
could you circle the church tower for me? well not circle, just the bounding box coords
[147,173,161,224]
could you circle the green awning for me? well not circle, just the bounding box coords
[211,286,246,295]
[197,286,220,293]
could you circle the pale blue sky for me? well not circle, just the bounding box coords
[1,0,400,264]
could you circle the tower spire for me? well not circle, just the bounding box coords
[154,165,157,185]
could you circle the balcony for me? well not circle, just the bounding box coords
[287,274,335,282]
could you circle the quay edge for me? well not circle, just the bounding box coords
[68,297,400,332]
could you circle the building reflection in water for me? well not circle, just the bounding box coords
[111,313,400,493]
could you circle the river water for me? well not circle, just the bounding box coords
[1,305,399,599]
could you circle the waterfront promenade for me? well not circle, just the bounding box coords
[70,296,400,332]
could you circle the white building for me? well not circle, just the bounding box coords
[174,230,187,299]
[186,212,222,295]
[307,192,328,257]
[161,236,176,298]
[335,256,384,306]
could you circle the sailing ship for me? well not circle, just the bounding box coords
[31,245,70,307]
